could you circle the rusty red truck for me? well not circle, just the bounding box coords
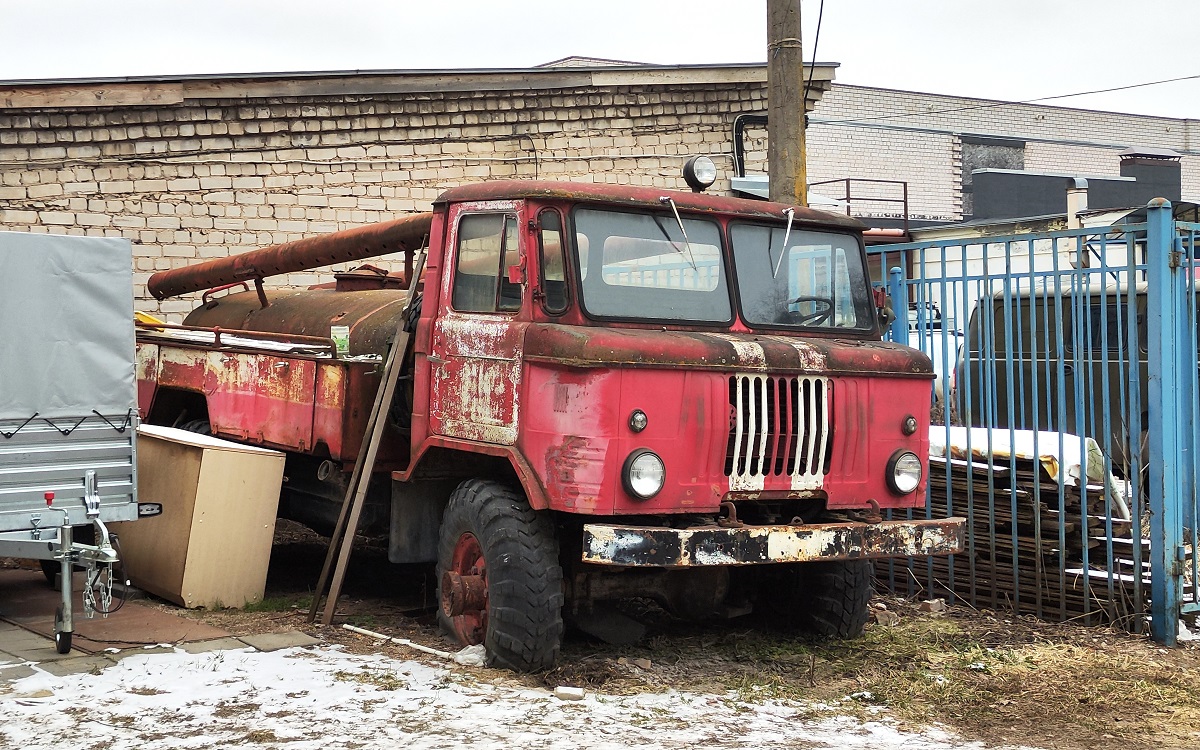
[135,179,963,671]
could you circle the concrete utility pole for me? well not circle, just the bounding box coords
[767,0,807,206]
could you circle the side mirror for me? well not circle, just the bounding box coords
[506,255,527,285]
[873,287,896,330]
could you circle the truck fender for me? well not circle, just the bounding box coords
[398,437,551,511]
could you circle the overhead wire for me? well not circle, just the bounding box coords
[800,0,825,109]
[814,73,1200,127]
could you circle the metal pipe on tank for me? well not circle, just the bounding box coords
[147,212,433,300]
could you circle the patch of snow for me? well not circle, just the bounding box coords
[452,644,487,667]
[0,644,1042,749]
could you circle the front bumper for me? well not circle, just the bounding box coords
[581,517,965,567]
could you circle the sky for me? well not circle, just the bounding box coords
[0,0,1196,120]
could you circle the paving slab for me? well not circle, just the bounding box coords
[0,569,228,654]
[35,654,115,677]
[0,664,36,681]
[178,637,252,655]
[0,628,54,652]
[238,631,321,652]
[3,643,85,663]
[108,645,175,663]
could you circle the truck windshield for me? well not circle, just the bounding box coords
[573,208,732,323]
[730,223,873,331]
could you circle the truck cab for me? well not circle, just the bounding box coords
[136,180,964,672]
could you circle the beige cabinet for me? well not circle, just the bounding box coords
[114,425,285,608]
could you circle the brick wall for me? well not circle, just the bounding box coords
[1,69,1196,320]
[0,78,774,318]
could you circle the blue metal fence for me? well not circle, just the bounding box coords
[868,200,1198,643]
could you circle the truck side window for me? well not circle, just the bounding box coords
[452,213,521,313]
[498,216,522,312]
[538,210,568,314]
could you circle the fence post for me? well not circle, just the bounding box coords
[888,266,909,345]
[1146,198,1184,646]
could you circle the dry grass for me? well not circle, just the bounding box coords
[133,523,1200,750]
[535,600,1200,750]
[168,580,1200,749]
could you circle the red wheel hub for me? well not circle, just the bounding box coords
[441,532,487,645]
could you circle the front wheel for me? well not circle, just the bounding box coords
[436,479,563,672]
[759,559,873,638]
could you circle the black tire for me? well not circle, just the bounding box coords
[403,291,422,334]
[54,605,71,654]
[759,559,873,638]
[436,479,563,672]
[177,419,212,436]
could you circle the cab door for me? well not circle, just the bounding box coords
[428,201,526,445]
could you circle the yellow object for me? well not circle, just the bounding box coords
[135,310,167,326]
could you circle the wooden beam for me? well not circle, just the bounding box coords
[0,64,838,110]
[0,83,183,109]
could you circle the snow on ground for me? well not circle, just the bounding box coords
[1,644,1032,750]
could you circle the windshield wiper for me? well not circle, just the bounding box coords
[772,207,795,279]
[657,196,699,271]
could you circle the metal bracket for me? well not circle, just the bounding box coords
[83,470,101,518]
[1168,251,1184,268]
[29,515,42,541]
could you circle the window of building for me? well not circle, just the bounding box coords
[961,135,1026,218]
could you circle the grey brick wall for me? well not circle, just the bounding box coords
[1,72,1195,320]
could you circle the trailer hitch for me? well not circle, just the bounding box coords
[45,489,124,653]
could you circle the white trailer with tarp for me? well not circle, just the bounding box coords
[0,231,141,653]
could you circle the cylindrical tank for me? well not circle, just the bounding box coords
[148,212,433,300]
[184,287,412,358]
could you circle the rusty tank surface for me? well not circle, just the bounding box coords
[148,212,432,301]
[183,284,413,359]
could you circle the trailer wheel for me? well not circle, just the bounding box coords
[54,605,71,654]
[436,479,563,672]
[760,559,873,638]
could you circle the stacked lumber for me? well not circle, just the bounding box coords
[890,455,1147,626]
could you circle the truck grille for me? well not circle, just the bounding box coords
[725,375,832,483]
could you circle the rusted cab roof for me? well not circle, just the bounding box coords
[434,180,866,232]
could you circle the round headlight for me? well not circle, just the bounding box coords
[629,409,648,433]
[682,155,717,192]
[887,450,923,495]
[623,449,665,500]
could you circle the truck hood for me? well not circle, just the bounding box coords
[523,324,933,377]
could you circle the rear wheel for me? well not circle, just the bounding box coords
[176,419,212,436]
[759,559,873,638]
[436,479,563,672]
